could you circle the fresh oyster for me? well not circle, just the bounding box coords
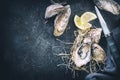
[45,3,64,19]
[70,30,92,68]
[70,28,104,68]
[86,28,102,43]
[93,0,120,15]
[53,5,71,36]
[71,43,91,68]
[92,43,106,62]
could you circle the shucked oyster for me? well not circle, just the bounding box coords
[54,5,71,36]
[71,43,91,68]
[71,30,91,68]
[45,3,64,19]
[93,0,120,15]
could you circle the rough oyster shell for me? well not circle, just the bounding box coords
[45,3,64,19]
[53,5,71,36]
[86,28,102,43]
[92,43,106,62]
[94,0,120,15]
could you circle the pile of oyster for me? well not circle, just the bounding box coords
[69,28,106,72]
[45,3,71,36]
[45,0,120,37]
[45,0,120,73]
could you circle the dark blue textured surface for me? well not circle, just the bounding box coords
[0,0,120,80]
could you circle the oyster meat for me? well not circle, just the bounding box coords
[71,30,91,68]
[71,43,91,68]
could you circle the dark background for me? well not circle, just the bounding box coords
[0,0,120,80]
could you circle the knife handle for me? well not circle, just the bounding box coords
[106,36,120,66]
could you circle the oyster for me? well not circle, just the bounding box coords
[85,28,102,43]
[45,3,64,19]
[92,43,106,62]
[70,28,103,68]
[93,0,120,15]
[70,30,91,68]
[71,43,91,68]
[87,28,102,43]
[54,5,71,36]
[83,37,92,43]
[71,30,84,53]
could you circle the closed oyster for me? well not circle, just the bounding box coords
[93,0,120,15]
[92,43,106,62]
[71,30,91,68]
[54,5,71,36]
[86,28,102,43]
[45,3,64,19]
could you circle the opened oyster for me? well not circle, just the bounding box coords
[71,43,91,68]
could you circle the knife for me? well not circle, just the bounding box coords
[95,6,120,65]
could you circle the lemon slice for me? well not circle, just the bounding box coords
[80,12,97,24]
[74,15,82,27]
[74,12,97,30]
[77,23,92,31]
[74,15,92,30]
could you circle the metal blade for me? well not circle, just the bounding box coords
[95,6,111,37]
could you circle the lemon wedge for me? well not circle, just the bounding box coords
[81,12,97,24]
[82,23,92,30]
[74,15,82,27]
[74,12,97,30]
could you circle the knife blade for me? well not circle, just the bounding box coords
[95,6,120,67]
[95,6,111,37]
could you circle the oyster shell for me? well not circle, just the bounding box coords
[92,43,106,62]
[71,30,92,68]
[70,28,103,68]
[71,43,91,68]
[53,5,71,36]
[93,0,120,15]
[86,28,102,43]
[45,3,64,19]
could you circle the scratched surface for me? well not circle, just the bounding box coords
[0,0,120,80]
